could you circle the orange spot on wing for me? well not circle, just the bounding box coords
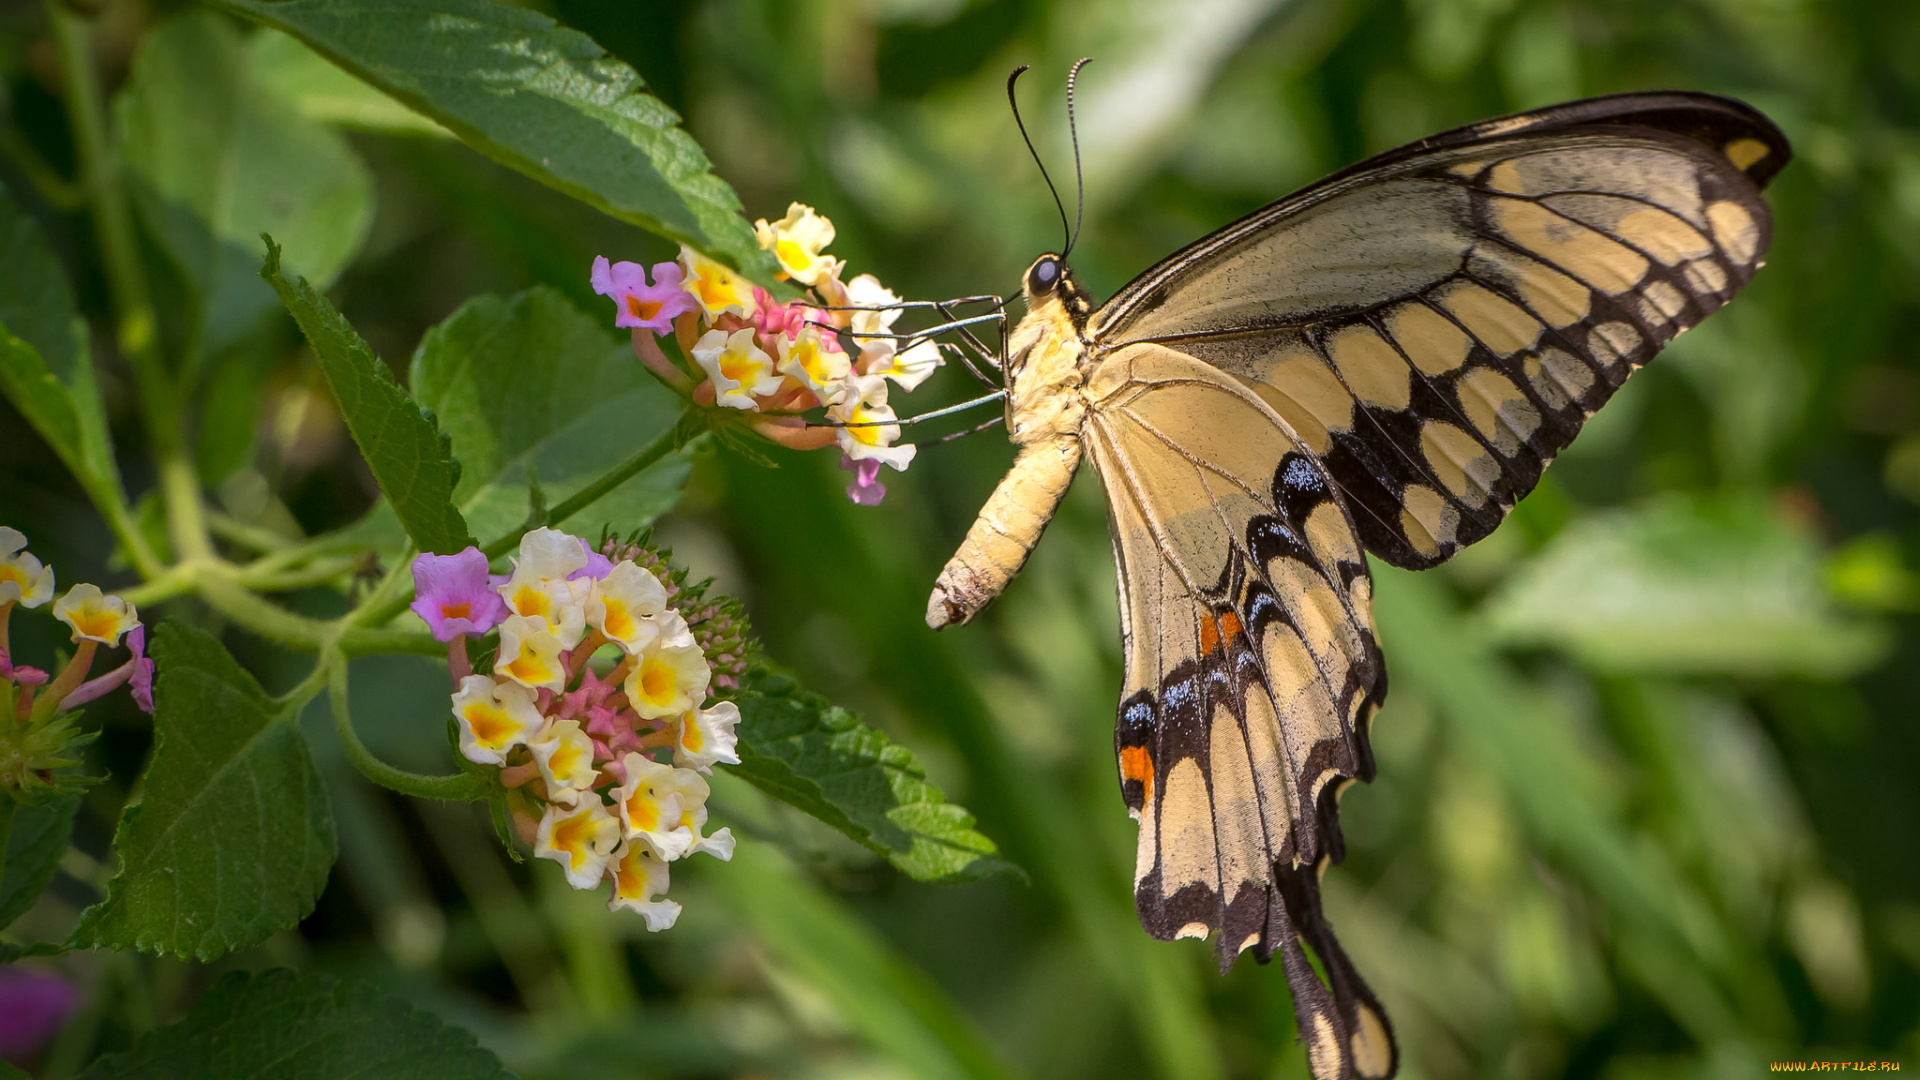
[1217,609,1243,646]
[1119,745,1155,805]
[1199,614,1220,656]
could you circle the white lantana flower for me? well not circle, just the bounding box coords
[52,584,138,647]
[659,766,735,860]
[674,701,742,773]
[498,527,591,648]
[587,561,668,654]
[608,838,681,930]
[776,325,851,405]
[866,338,945,392]
[692,328,782,410]
[496,614,567,692]
[0,527,55,608]
[680,245,753,319]
[612,753,693,859]
[843,273,903,362]
[754,203,842,286]
[829,374,917,471]
[624,614,711,719]
[528,718,598,805]
[450,675,544,765]
[536,799,622,889]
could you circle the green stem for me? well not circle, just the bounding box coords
[44,5,168,581]
[360,420,687,628]
[158,456,215,563]
[47,3,165,430]
[346,544,417,629]
[206,510,296,553]
[326,650,489,801]
[235,558,361,594]
[197,573,330,651]
[485,421,684,557]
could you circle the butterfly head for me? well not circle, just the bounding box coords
[1022,253,1094,329]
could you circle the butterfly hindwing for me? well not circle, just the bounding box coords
[1084,343,1393,1079]
[1089,93,1785,569]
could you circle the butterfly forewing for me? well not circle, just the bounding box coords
[1089,97,1783,569]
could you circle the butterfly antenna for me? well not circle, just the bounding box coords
[1064,57,1092,258]
[1008,65,1071,254]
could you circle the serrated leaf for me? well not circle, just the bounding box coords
[76,969,511,1080]
[0,182,123,514]
[70,624,335,960]
[409,287,691,540]
[1,794,80,932]
[1481,495,1889,678]
[260,237,474,555]
[727,672,1013,884]
[204,0,774,278]
[118,11,373,355]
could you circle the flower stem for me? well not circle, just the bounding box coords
[326,650,489,801]
[44,3,169,580]
[356,418,689,630]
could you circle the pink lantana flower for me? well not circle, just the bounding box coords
[841,454,887,506]
[410,548,509,642]
[61,622,155,713]
[592,257,696,335]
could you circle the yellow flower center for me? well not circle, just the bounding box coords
[0,566,27,589]
[680,714,704,754]
[626,790,660,832]
[512,585,549,619]
[792,340,828,384]
[506,650,552,686]
[549,737,584,780]
[463,702,516,748]
[850,406,883,447]
[719,345,762,386]
[696,271,738,311]
[638,659,676,705]
[551,811,597,870]
[601,598,634,642]
[70,605,123,641]
[613,847,652,898]
[776,239,810,275]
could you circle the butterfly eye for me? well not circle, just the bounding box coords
[1031,258,1059,291]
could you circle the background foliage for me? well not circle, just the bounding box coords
[2,0,1918,1077]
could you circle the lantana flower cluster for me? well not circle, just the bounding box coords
[1,527,153,799]
[412,527,749,930]
[593,203,941,505]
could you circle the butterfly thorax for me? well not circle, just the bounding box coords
[1004,255,1095,446]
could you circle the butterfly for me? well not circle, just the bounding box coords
[922,83,1790,1080]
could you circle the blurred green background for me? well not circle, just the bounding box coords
[3,0,1919,1076]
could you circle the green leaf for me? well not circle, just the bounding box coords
[118,11,373,354]
[1480,495,1890,678]
[76,969,512,1080]
[246,29,452,138]
[0,182,123,513]
[70,624,336,960]
[408,287,691,541]
[0,794,80,932]
[204,0,774,278]
[260,237,474,555]
[727,671,1013,884]
[716,842,1025,1080]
